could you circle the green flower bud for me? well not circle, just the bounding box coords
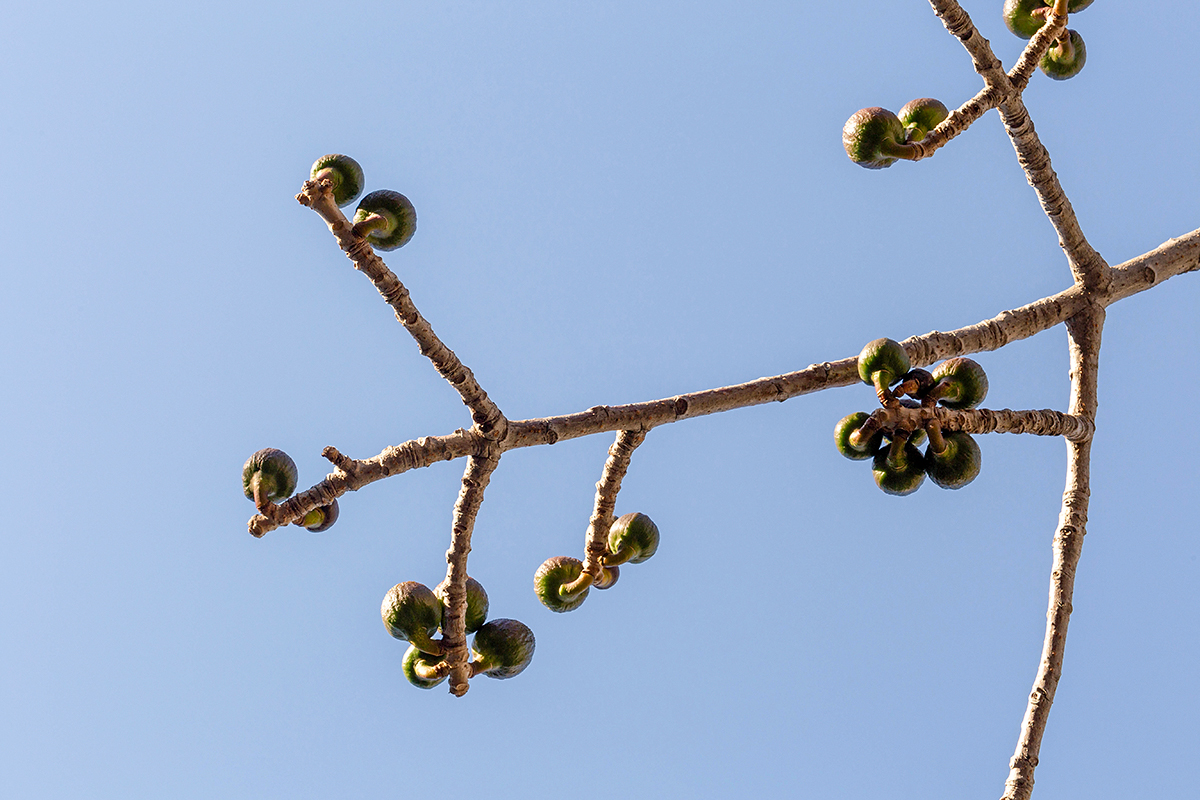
[930,357,989,409]
[924,431,982,490]
[435,576,490,634]
[897,98,949,143]
[299,499,339,532]
[872,440,926,496]
[606,512,660,566]
[353,189,417,251]
[534,556,590,613]
[835,411,884,461]
[242,448,298,511]
[471,618,536,680]
[309,154,365,207]
[402,645,447,690]
[842,107,907,169]
[381,581,443,656]
[1040,29,1086,81]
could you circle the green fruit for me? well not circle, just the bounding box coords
[471,618,536,679]
[931,357,989,409]
[872,441,926,496]
[381,581,443,655]
[897,98,949,142]
[1040,30,1086,81]
[309,154,365,207]
[857,338,911,394]
[299,499,339,532]
[1068,0,1094,11]
[842,107,906,169]
[402,645,447,690]
[353,189,417,251]
[435,576,489,634]
[534,556,590,613]
[925,432,982,490]
[606,512,660,566]
[242,448,298,510]
[1003,0,1049,39]
[835,412,884,461]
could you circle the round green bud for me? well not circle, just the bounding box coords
[381,581,443,655]
[299,499,339,532]
[435,576,490,634]
[931,357,989,409]
[924,431,982,490]
[471,618,536,680]
[309,154,365,208]
[897,98,949,142]
[401,644,447,690]
[842,107,906,169]
[835,411,884,461]
[1040,29,1086,81]
[857,338,911,388]
[606,512,660,565]
[1003,0,1049,39]
[872,441,927,496]
[353,189,417,251]
[534,556,590,613]
[242,448,298,509]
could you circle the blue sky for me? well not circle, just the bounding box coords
[2,2,1198,797]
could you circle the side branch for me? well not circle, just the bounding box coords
[442,449,501,697]
[582,430,647,580]
[873,405,1092,442]
[296,180,508,441]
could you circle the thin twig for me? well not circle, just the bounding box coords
[441,448,501,697]
[582,430,648,579]
[296,179,508,441]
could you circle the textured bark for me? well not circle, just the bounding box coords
[247,228,1198,537]
[581,430,647,580]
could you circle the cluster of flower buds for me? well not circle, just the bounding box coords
[1003,0,1093,80]
[309,154,417,250]
[241,448,339,532]
[842,98,949,169]
[381,577,535,689]
[534,512,660,613]
[835,338,989,495]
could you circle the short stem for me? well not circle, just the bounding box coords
[878,139,921,162]
[412,659,449,681]
[603,546,634,567]
[926,420,947,455]
[872,371,898,407]
[1054,32,1074,62]
[409,630,445,658]
[560,571,595,598]
[848,414,885,449]
[351,212,389,239]
[886,430,910,470]
[250,473,272,513]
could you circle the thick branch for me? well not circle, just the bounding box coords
[1002,305,1103,800]
[869,405,1092,442]
[247,229,1198,537]
[296,179,508,441]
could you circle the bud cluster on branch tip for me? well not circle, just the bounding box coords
[1002,0,1092,80]
[836,340,989,495]
[381,578,534,689]
[308,154,417,251]
[534,512,660,613]
[240,448,341,532]
[842,98,948,169]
